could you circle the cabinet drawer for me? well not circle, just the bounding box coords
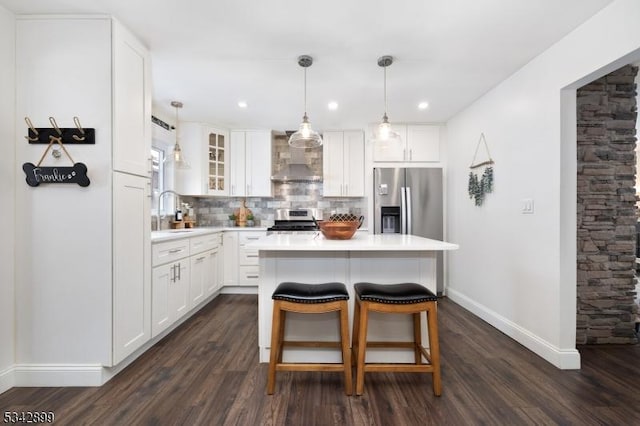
[239,265,259,284]
[152,239,190,267]
[239,247,259,265]
[190,232,221,255]
[239,231,265,246]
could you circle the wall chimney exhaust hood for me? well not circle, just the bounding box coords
[271,139,322,183]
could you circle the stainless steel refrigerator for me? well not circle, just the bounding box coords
[373,167,444,294]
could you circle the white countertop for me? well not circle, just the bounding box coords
[247,232,459,252]
[151,226,267,242]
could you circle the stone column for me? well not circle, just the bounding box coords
[576,64,639,344]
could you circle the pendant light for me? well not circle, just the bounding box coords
[167,100,190,169]
[288,55,323,148]
[373,56,402,144]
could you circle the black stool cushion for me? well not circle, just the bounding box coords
[354,283,437,304]
[272,282,349,304]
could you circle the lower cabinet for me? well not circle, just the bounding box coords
[223,230,265,286]
[113,172,151,365]
[152,257,190,338]
[223,231,239,286]
[151,231,222,338]
[190,241,222,304]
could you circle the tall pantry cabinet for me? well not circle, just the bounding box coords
[14,15,152,385]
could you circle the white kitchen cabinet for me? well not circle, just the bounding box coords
[217,234,225,292]
[229,130,272,197]
[372,124,441,163]
[206,246,222,295]
[176,123,229,196]
[112,21,152,177]
[238,231,265,286]
[151,239,191,338]
[223,230,265,286]
[15,15,152,378]
[151,260,190,337]
[190,232,222,305]
[113,172,151,364]
[189,253,207,308]
[323,130,364,197]
[223,232,239,286]
[151,263,172,337]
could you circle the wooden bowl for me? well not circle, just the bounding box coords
[317,220,360,240]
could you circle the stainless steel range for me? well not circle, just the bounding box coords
[267,208,322,234]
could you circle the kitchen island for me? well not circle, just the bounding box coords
[248,233,459,363]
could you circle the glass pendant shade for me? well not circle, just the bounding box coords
[372,56,402,146]
[289,114,323,148]
[374,113,402,144]
[170,142,190,169]
[166,101,190,169]
[289,55,322,148]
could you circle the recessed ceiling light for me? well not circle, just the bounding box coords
[418,101,429,110]
[238,101,248,108]
[328,101,338,110]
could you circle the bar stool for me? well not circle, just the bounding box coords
[351,282,441,396]
[267,282,352,395]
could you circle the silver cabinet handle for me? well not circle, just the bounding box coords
[409,149,413,161]
[168,248,182,254]
[246,275,259,279]
[246,254,259,258]
[403,149,406,160]
[246,236,260,240]
[177,262,181,280]
[196,256,206,261]
[170,264,176,283]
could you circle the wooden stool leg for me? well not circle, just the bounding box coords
[267,301,283,395]
[426,303,441,396]
[413,312,422,365]
[277,310,286,363]
[338,301,353,395]
[355,300,369,396]
[351,297,361,368]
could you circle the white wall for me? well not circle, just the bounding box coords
[445,0,640,368]
[14,17,113,367]
[0,4,15,394]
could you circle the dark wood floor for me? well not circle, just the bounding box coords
[1,294,639,425]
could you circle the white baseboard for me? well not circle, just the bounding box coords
[221,286,257,295]
[13,364,104,387]
[446,289,581,370]
[0,365,15,395]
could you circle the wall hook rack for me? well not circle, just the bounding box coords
[22,115,91,187]
[25,115,95,145]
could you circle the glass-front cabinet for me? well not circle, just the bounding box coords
[174,123,228,196]
[208,131,226,194]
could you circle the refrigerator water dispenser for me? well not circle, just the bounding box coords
[381,206,400,233]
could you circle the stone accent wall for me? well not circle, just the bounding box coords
[576,64,639,344]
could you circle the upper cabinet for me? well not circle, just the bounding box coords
[323,130,365,197]
[207,130,227,195]
[175,123,229,196]
[372,124,441,163]
[229,130,272,197]
[112,21,152,177]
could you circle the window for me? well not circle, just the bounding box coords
[151,147,165,212]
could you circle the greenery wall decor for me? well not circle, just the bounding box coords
[468,133,495,206]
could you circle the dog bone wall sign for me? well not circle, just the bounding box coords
[22,162,90,187]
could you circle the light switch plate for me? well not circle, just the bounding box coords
[522,198,534,214]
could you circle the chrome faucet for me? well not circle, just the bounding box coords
[156,189,181,231]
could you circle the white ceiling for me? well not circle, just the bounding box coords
[1,0,613,131]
